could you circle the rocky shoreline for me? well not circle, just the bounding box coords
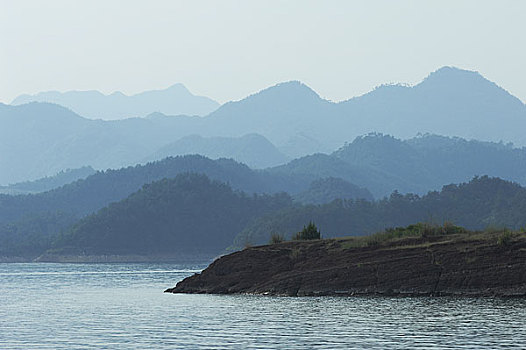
[166,232,526,297]
[0,253,217,264]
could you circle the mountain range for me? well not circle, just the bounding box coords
[3,130,526,258]
[3,132,525,201]
[3,66,526,185]
[200,66,526,156]
[11,84,219,120]
[267,133,526,198]
[0,103,288,184]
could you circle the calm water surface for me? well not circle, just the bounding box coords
[1,263,524,349]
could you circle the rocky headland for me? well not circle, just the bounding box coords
[166,230,526,297]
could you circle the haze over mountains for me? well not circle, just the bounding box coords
[146,134,289,169]
[3,66,526,260]
[2,66,526,185]
[339,67,526,146]
[2,132,526,236]
[266,133,526,198]
[11,83,220,120]
[0,166,95,195]
[200,66,526,155]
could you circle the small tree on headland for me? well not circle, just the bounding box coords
[292,222,321,240]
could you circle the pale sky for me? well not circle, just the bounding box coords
[1,0,525,104]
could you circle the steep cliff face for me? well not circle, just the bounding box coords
[166,233,526,297]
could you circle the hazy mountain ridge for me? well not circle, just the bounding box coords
[267,153,409,198]
[146,133,289,169]
[199,67,526,156]
[337,67,526,146]
[0,155,279,226]
[11,83,220,120]
[0,102,205,184]
[268,133,526,198]
[201,81,339,156]
[2,152,389,227]
[335,133,526,194]
[0,166,95,195]
[3,66,526,185]
[0,103,285,184]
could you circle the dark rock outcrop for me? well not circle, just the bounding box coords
[166,233,526,297]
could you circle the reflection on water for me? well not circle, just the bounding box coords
[1,263,524,349]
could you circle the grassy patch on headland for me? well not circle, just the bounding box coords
[329,222,526,250]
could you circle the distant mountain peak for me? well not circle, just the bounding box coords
[231,80,324,105]
[417,66,504,93]
[144,112,168,119]
[422,66,483,82]
[155,83,191,95]
[262,80,321,98]
[274,80,309,88]
[416,66,524,107]
[166,82,187,90]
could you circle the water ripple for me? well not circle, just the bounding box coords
[1,263,525,349]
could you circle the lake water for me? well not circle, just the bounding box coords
[0,263,524,349]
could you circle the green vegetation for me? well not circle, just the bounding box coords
[236,176,526,246]
[3,170,526,259]
[269,233,285,244]
[0,154,320,229]
[386,222,466,237]
[361,222,466,247]
[51,173,292,256]
[336,222,525,250]
[0,155,301,257]
[0,211,77,257]
[292,222,321,240]
[497,230,514,246]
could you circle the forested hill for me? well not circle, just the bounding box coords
[0,155,292,226]
[236,176,526,247]
[0,155,370,258]
[0,166,95,195]
[268,133,526,198]
[333,133,526,193]
[51,173,292,256]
